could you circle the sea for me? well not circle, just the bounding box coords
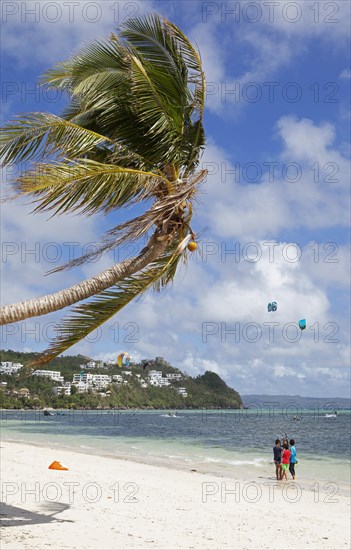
[1,407,350,487]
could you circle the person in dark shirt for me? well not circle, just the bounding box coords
[273,439,282,480]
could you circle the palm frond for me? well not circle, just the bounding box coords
[38,16,205,171]
[179,120,206,174]
[165,17,205,115]
[41,39,126,91]
[120,14,189,120]
[47,177,198,273]
[30,244,182,367]
[164,17,206,175]
[43,32,181,162]
[0,113,112,166]
[129,53,180,136]
[121,14,205,169]
[120,14,186,78]
[14,159,170,216]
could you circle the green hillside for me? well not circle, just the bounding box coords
[0,349,243,410]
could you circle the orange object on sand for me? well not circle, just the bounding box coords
[48,460,69,471]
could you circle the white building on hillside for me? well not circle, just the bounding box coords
[148,370,163,385]
[0,362,24,374]
[72,373,111,389]
[149,379,160,387]
[73,373,93,385]
[177,387,188,397]
[80,360,101,369]
[74,381,89,393]
[92,374,111,389]
[166,373,182,381]
[148,370,171,387]
[32,370,64,383]
[53,384,71,396]
[148,370,162,379]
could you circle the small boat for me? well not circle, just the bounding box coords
[325,413,337,418]
[43,409,55,417]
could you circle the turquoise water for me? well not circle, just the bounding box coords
[1,409,350,484]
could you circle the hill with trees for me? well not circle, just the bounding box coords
[0,350,243,410]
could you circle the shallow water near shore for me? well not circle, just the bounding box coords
[1,409,350,485]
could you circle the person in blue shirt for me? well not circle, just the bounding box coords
[289,439,297,480]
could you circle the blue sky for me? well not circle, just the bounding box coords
[1,1,350,397]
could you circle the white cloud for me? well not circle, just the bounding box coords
[189,1,350,115]
[2,1,155,66]
[301,243,350,289]
[0,193,99,304]
[200,116,350,239]
[273,364,295,378]
[260,1,350,40]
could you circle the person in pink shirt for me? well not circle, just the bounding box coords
[280,442,291,481]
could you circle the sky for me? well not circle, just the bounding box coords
[1,0,350,397]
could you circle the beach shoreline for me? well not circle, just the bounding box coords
[1,435,350,493]
[1,440,350,549]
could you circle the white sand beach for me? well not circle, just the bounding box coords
[1,441,350,550]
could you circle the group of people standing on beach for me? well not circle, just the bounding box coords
[273,438,297,481]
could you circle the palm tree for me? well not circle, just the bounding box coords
[0,14,206,366]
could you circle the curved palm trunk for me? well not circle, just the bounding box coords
[0,234,169,325]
